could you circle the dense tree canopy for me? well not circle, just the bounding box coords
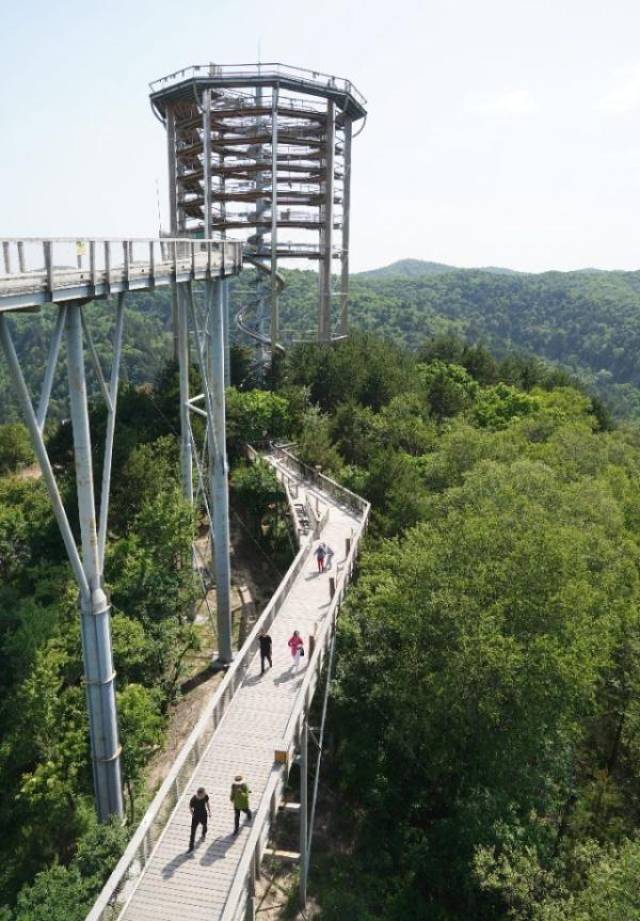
[3,307,640,921]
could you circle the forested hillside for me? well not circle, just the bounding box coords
[5,260,640,426]
[282,335,640,920]
[0,367,294,918]
[2,329,640,919]
[278,265,640,418]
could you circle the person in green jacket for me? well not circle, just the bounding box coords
[230,774,252,834]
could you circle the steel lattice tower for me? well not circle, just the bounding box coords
[150,63,367,349]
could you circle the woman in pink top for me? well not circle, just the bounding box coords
[288,630,304,672]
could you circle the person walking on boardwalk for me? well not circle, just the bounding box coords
[231,774,252,834]
[321,541,334,570]
[314,541,326,573]
[259,628,272,674]
[188,786,211,851]
[288,629,305,672]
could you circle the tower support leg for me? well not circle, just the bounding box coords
[206,278,233,663]
[223,278,231,388]
[176,283,193,503]
[66,305,124,821]
[0,308,125,822]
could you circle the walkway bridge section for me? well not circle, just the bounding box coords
[0,235,243,822]
[87,445,370,921]
[0,236,242,312]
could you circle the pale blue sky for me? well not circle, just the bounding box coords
[2,0,640,272]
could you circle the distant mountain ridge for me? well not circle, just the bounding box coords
[357,258,635,279]
[357,258,521,278]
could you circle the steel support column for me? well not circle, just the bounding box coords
[167,106,178,234]
[340,119,353,336]
[66,305,124,821]
[176,283,193,502]
[206,278,233,663]
[319,101,335,342]
[203,90,212,240]
[167,106,179,356]
[223,278,231,389]
[299,720,309,907]
[270,85,279,352]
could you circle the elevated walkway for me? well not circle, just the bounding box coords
[0,237,242,312]
[87,446,369,921]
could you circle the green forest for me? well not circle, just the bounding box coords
[6,261,640,427]
[0,358,293,919]
[284,335,640,920]
[3,271,640,919]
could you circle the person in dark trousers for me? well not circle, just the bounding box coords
[259,628,272,674]
[231,774,252,833]
[321,542,334,570]
[314,542,326,573]
[188,786,211,851]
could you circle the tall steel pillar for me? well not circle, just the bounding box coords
[66,306,124,821]
[167,105,180,357]
[299,720,309,907]
[340,119,353,337]
[206,278,233,663]
[176,283,193,503]
[270,85,279,351]
[319,101,335,342]
[203,90,212,239]
[0,303,125,822]
[223,278,231,389]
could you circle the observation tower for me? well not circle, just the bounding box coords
[150,63,367,350]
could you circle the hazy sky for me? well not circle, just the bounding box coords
[2,0,640,272]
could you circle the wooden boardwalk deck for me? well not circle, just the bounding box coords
[118,456,360,921]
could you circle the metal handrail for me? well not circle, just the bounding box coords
[149,63,367,109]
[0,239,243,310]
[85,534,313,921]
[271,444,370,516]
[220,462,369,921]
[0,237,242,278]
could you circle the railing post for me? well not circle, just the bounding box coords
[253,841,261,880]
[43,241,53,296]
[17,241,25,273]
[123,241,130,286]
[104,241,111,295]
[90,241,97,291]
[244,877,256,921]
[299,720,308,908]
[2,241,11,274]
[148,240,155,286]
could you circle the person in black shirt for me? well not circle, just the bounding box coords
[259,629,273,674]
[188,786,211,851]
